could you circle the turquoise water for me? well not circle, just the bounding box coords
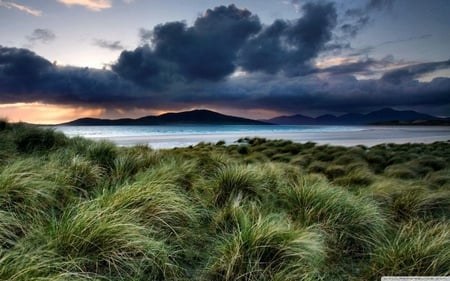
[54,125,450,149]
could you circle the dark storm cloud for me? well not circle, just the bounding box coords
[0,45,53,94]
[1,45,450,115]
[138,28,152,43]
[0,45,139,105]
[93,39,124,51]
[112,44,179,89]
[239,2,337,75]
[113,4,261,84]
[193,69,450,115]
[26,28,56,44]
[342,0,395,38]
[1,3,450,117]
[382,60,450,84]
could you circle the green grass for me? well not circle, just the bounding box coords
[0,122,449,280]
[205,202,324,281]
[275,176,386,261]
[366,221,450,278]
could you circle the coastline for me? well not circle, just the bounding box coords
[55,125,450,149]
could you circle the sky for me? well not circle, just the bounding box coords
[0,0,449,124]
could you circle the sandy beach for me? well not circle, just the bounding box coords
[56,125,450,149]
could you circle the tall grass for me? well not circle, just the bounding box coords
[43,203,179,279]
[0,246,72,281]
[366,221,450,278]
[275,176,386,260]
[0,159,56,217]
[210,164,265,207]
[0,123,449,280]
[12,125,67,154]
[205,202,324,281]
[0,210,22,249]
[111,145,162,184]
[95,173,198,238]
[87,140,118,171]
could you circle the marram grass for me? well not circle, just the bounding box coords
[365,221,450,278]
[205,201,325,281]
[0,122,449,280]
[275,175,386,259]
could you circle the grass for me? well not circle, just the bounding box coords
[366,221,450,278]
[275,176,386,261]
[205,202,324,281]
[0,122,449,280]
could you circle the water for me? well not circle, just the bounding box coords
[54,125,450,149]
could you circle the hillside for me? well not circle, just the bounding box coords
[268,108,444,125]
[61,109,270,126]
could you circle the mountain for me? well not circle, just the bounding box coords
[61,109,270,126]
[268,114,315,125]
[267,108,444,125]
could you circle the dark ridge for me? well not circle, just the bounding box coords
[267,108,444,125]
[60,109,271,126]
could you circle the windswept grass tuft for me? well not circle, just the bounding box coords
[95,173,198,238]
[43,203,180,279]
[276,176,386,259]
[13,125,67,154]
[211,164,265,207]
[0,210,22,249]
[384,164,418,179]
[111,145,162,184]
[87,140,117,171]
[0,246,71,281]
[0,159,56,217]
[366,221,450,279]
[205,202,325,281]
[390,187,449,222]
[426,169,450,189]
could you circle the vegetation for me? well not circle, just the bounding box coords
[0,123,449,280]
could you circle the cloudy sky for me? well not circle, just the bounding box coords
[1,0,449,123]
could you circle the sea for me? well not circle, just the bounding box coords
[53,125,450,149]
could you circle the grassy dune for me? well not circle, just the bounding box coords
[0,121,449,280]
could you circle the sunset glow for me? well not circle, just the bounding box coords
[0,103,105,124]
[1,0,450,123]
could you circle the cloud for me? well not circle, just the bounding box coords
[341,0,395,37]
[0,45,139,106]
[239,2,337,75]
[57,0,111,11]
[381,60,450,84]
[93,39,124,51]
[27,29,56,44]
[366,0,395,10]
[1,3,450,117]
[0,1,42,16]
[115,2,337,85]
[2,44,449,116]
[113,4,262,84]
[112,44,178,88]
[187,65,450,115]
[377,34,432,47]
[138,28,152,43]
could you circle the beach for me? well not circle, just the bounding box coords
[55,125,450,148]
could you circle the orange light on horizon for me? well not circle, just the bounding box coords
[0,103,285,124]
[0,103,105,124]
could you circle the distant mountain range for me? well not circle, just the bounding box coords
[60,109,269,126]
[266,108,450,125]
[59,108,449,126]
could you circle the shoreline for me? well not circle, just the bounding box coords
[55,125,450,149]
